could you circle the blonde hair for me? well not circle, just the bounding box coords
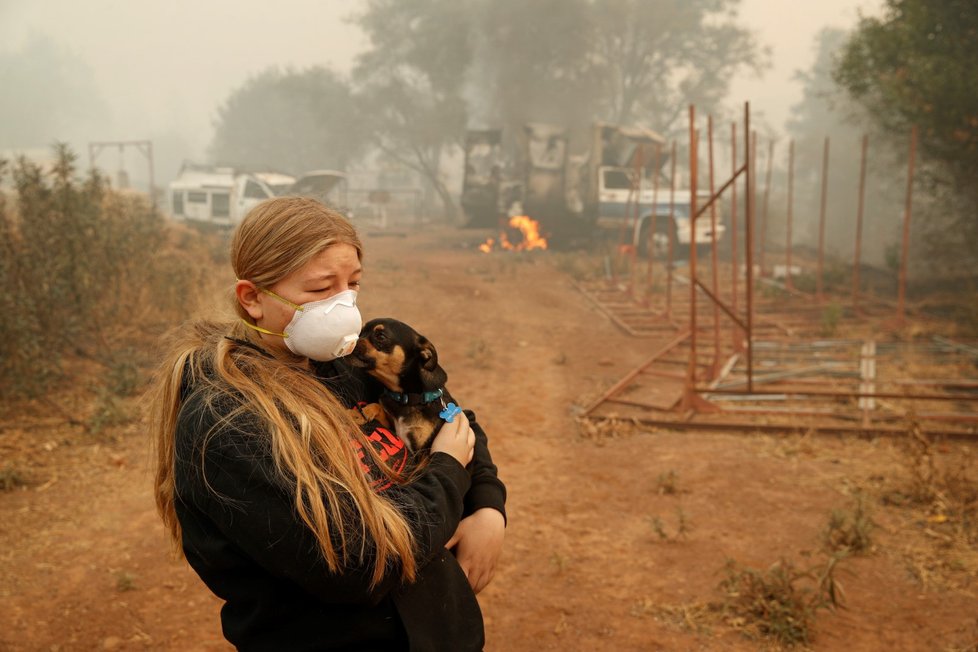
[150,197,417,586]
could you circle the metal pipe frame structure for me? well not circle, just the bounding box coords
[853,134,869,314]
[88,140,156,208]
[627,143,647,296]
[897,125,918,326]
[707,116,723,377]
[785,139,795,290]
[730,123,740,352]
[644,142,662,301]
[681,103,754,409]
[579,107,976,438]
[666,141,677,319]
[759,140,774,278]
[817,136,830,300]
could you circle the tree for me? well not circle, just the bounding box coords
[474,0,600,138]
[353,0,473,221]
[786,28,904,267]
[588,0,767,132]
[471,0,765,140]
[834,0,978,262]
[788,29,858,145]
[209,67,367,174]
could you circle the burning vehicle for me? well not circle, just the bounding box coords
[463,122,724,254]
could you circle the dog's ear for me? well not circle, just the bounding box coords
[419,338,438,371]
[418,338,448,389]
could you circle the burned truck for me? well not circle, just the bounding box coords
[460,129,504,229]
[461,122,723,252]
[461,122,662,243]
[460,122,588,242]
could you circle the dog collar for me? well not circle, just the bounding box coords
[383,387,444,406]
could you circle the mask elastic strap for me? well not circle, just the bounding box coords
[258,287,304,311]
[240,319,288,339]
[236,282,300,338]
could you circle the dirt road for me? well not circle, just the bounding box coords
[1,226,976,651]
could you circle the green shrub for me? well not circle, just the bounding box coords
[0,144,216,401]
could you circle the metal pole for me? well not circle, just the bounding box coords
[708,115,721,377]
[627,144,645,297]
[667,141,677,319]
[615,157,636,287]
[633,144,645,260]
[853,134,868,313]
[731,122,739,350]
[786,139,795,290]
[616,173,632,286]
[760,140,774,277]
[147,140,156,209]
[646,142,661,296]
[745,106,754,392]
[898,125,918,325]
[817,136,829,299]
[686,105,699,403]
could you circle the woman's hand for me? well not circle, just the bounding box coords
[430,412,475,466]
[445,508,506,594]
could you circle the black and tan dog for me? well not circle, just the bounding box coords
[349,318,460,452]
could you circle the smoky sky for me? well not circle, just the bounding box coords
[0,0,880,185]
[0,0,364,184]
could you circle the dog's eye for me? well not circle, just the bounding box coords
[373,330,387,345]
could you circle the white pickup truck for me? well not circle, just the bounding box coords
[593,165,725,257]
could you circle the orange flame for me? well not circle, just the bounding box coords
[479,216,548,253]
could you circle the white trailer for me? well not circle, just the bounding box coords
[168,165,349,227]
[168,164,237,227]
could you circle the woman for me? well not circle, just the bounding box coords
[150,197,506,651]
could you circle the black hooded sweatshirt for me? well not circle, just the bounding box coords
[173,348,506,651]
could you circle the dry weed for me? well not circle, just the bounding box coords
[718,555,846,648]
[822,492,877,555]
[115,571,136,592]
[0,466,27,492]
[657,469,680,495]
[576,416,645,441]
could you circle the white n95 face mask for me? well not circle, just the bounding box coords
[246,288,362,362]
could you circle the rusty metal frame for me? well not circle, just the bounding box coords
[578,104,977,438]
[897,125,918,325]
[681,103,754,408]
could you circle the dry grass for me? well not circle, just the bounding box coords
[636,598,719,637]
[576,416,646,441]
[880,421,978,589]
